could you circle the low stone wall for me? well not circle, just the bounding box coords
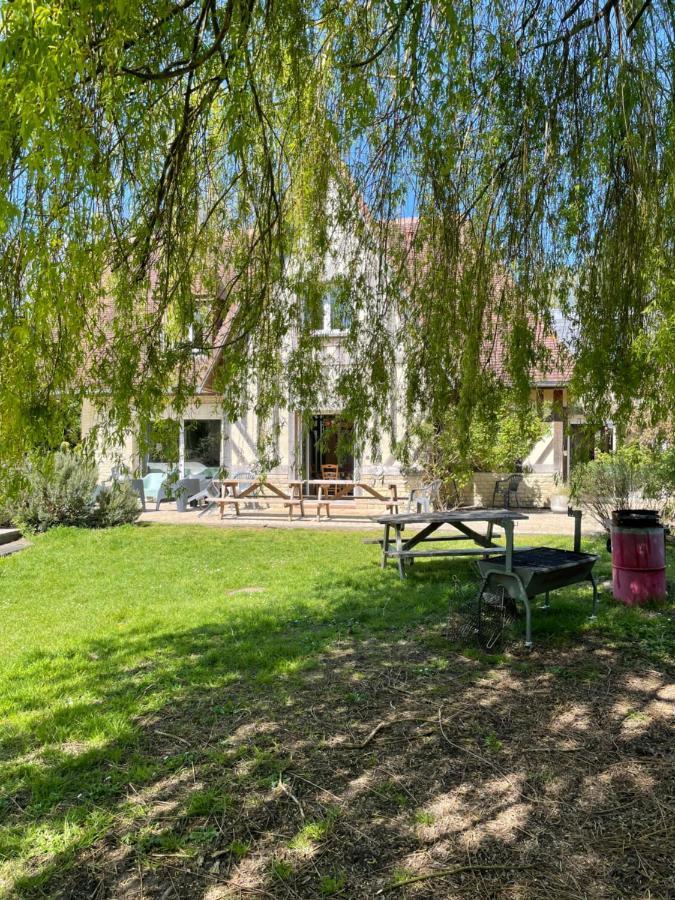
[461,472,557,509]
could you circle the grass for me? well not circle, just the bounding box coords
[0,523,673,897]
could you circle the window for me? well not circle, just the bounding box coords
[304,296,325,332]
[303,281,351,334]
[145,419,180,474]
[187,299,222,354]
[326,283,351,332]
[187,304,209,354]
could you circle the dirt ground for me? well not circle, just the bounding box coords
[49,625,674,899]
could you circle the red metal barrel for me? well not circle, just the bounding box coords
[611,510,667,605]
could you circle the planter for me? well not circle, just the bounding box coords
[550,494,569,513]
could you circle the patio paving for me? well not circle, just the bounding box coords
[138,506,604,536]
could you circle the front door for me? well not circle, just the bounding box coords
[305,414,354,494]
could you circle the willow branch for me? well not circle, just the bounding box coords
[348,0,415,69]
[120,0,235,81]
[627,0,653,36]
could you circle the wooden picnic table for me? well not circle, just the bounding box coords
[305,479,400,519]
[375,508,529,579]
[216,479,304,520]
[215,477,401,521]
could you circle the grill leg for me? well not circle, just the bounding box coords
[396,526,405,580]
[475,576,489,645]
[522,594,533,649]
[589,574,598,620]
[381,524,390,569]
[511,578,533,649]
[542,591,550,611]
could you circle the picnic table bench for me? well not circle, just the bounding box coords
[375,509,529,579]
[215,478,404,520]
[306,479,400,519]
[216,479,304,520]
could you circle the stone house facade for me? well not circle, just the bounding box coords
[82,218,597,509]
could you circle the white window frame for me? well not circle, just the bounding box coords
[312,285,350,337]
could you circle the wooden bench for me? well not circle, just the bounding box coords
[308,497,401,519]
[217,496,304,521]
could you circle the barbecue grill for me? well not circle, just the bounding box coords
[475,510,598,648]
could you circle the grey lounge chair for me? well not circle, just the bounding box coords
[175,478,201,512]
[129,478,146,512]
[188,478,222,517]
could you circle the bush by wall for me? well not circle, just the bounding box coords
[0,497,13,528]
[11,450,140,532]
[570,444,675,532]
[398,394,548,504]
[95,481,142,527]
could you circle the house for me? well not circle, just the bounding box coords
[81,216,604,509]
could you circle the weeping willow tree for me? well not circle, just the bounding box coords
[0,0,672,470]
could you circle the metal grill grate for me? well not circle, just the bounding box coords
[448,584,519,651]
[508,548,592,569]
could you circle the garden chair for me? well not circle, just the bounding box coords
[408,479,442,513]
[175,478,201,512]
[321,463,339,496]
[188,478,222,517]
[129,478,146,512]
[143,472,169,509]
[492,473,523,508]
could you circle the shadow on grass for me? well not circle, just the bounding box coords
[0,536,673,898]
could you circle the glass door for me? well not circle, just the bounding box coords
[184,419,221,478]
[304,414,354,494]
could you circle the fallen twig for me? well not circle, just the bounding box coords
[225,884,277,898]
[376,863,535,894]
[277,777,305,819]
[287,771,343,803]
[339,705,470,751]
[339,716,430,750]
[153,729,191,746]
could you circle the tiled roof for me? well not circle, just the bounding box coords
[90,216,572,396]
[388,217,573,386]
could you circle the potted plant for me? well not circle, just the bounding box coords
[550,474,570,513]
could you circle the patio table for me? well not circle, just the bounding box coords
[376,508,529,579]
[216,479,303,519]
[305,479,400,518]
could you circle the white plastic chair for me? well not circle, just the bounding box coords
[408,479,442,513]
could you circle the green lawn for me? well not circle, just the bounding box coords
[0,525,673,898]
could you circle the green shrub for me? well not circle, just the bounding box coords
[12,450,140,532]
[0,493,13,528]
[398,391,548,503]
[95,481,141,527]
[14,451,99,532]
[570,444,675,532]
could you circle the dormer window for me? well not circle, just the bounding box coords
[187,322,203,355]
[187,300,215,355]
